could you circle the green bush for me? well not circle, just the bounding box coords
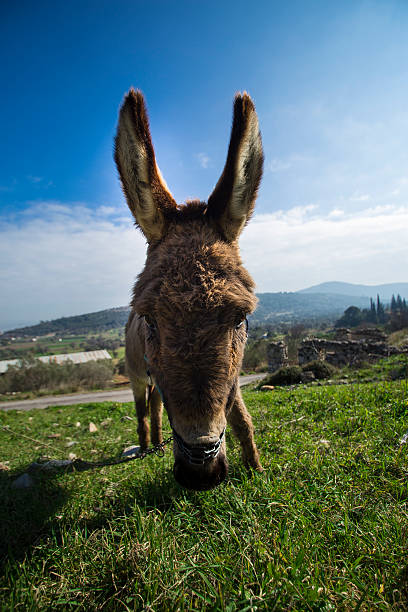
[242,339,268,372]
[0,359,114,394]
[302,360,337,380]
[260,365,303,387]
[115,357,127,375]
[388,362,408,381]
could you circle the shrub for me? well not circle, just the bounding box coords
[389,362,408,381]
[0,359,114,394]
[260,365,303,387]
[115,357,127,375]
[242,340,268,372]
[302,360,336,380]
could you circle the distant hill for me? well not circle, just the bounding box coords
[3,292,372,337]
[298,281,408,300]
[3,307,130,338]
[251,292,369,325]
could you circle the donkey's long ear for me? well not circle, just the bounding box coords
[207,93,263,242]
[115,89,177,242]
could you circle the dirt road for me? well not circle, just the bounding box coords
[0,374,267,412]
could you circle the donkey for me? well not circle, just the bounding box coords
[115,89,264,490]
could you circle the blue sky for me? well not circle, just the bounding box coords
[1,0,408,329]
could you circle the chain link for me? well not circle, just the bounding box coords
[3,422,173,474]
[69,435,174,471]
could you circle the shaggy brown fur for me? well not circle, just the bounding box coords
[115,89,264,490]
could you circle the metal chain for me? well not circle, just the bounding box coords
[79,435,174,469]
[2,423,173,474]
[41,435,174,473]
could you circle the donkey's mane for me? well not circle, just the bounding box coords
[132,219,257,316]
[162,199,207,221]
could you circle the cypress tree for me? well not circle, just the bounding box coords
[396,294,403,310]
[376,294,386,324]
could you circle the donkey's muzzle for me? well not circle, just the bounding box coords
[173,453,228,490]
[172,428,225,465]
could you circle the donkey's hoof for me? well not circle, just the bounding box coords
[244,460,264,473]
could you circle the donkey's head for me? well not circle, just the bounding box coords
[115,90,263,489]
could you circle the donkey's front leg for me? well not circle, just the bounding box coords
[228,387,263,471]
[133,385,150,450]
[149,387,163,446]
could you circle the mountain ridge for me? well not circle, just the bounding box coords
[2,292,372,336]
[298,281,408,300]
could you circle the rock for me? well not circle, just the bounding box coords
[122,445,141,457]
[0,462,10,471]
[121,415,133,421]
[89,422,98,433]
[260,385,275,391]
[12,473,34,489]
[400,430,408,445]
[300,371,315,383]
[68,453,77,460]
[319,439,330,448]
[65,440,77,448]
[28,459,72,472]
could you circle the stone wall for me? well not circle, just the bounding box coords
[267,327,407,371]
[334,327,387,342]
[266,341,288,372]
[298,337,400,367]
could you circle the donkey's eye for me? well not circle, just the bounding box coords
[144,315,157,330]
[235,316,247,331]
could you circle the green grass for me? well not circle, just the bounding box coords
[340,354,408,383]
[1,381,408,610]
[388,328,408,348]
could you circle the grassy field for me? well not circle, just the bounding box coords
[339,354,408,384]
[1,381,407,610]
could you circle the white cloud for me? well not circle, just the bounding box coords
[196,152,210,169]
[1,201,407,330]
[328,208,344,218]
[26,176,53,187]
[349,192,371,202]
[241,204,408,292]
[267,154,315,174]
[269,158,291,173]
[0,203,146,330]
[0,179,17,192]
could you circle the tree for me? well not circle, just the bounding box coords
[367,298,377,323]
[335,306,363,328]
[376,294,386,324]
